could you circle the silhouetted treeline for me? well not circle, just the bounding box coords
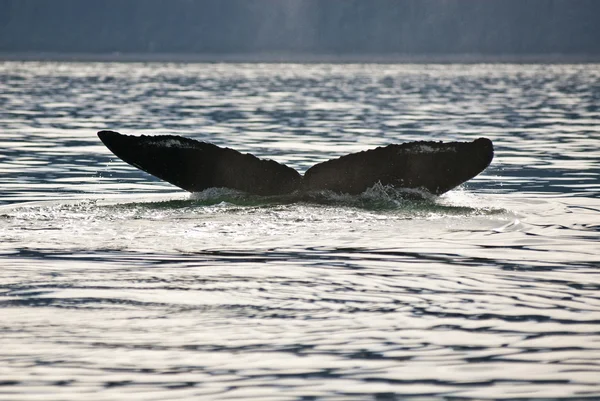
[0,0,599,58]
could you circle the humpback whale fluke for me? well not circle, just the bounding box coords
[97,130,302,196]
[303,138,494,195]
[98,130,493,196]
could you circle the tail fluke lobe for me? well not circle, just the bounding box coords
[302,138,493,195]
[97,130,302,195]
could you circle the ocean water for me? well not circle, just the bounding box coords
[0,61,599,400]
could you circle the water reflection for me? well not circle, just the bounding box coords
[1,62,600,400]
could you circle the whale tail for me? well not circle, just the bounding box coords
[98,130,493,196]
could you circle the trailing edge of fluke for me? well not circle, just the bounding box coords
[98,130,493,196]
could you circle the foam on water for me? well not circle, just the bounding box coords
[0,186,509,254]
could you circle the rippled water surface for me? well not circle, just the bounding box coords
[1,62,599,400]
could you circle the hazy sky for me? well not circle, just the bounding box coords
[1,0,599,59]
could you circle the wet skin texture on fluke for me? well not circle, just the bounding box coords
[98,130,493,196]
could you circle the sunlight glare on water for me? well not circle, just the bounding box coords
[0,62,599,400]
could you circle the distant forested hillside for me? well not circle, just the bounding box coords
[0,0,598,58]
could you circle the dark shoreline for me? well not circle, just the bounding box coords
[1,52,600,64]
